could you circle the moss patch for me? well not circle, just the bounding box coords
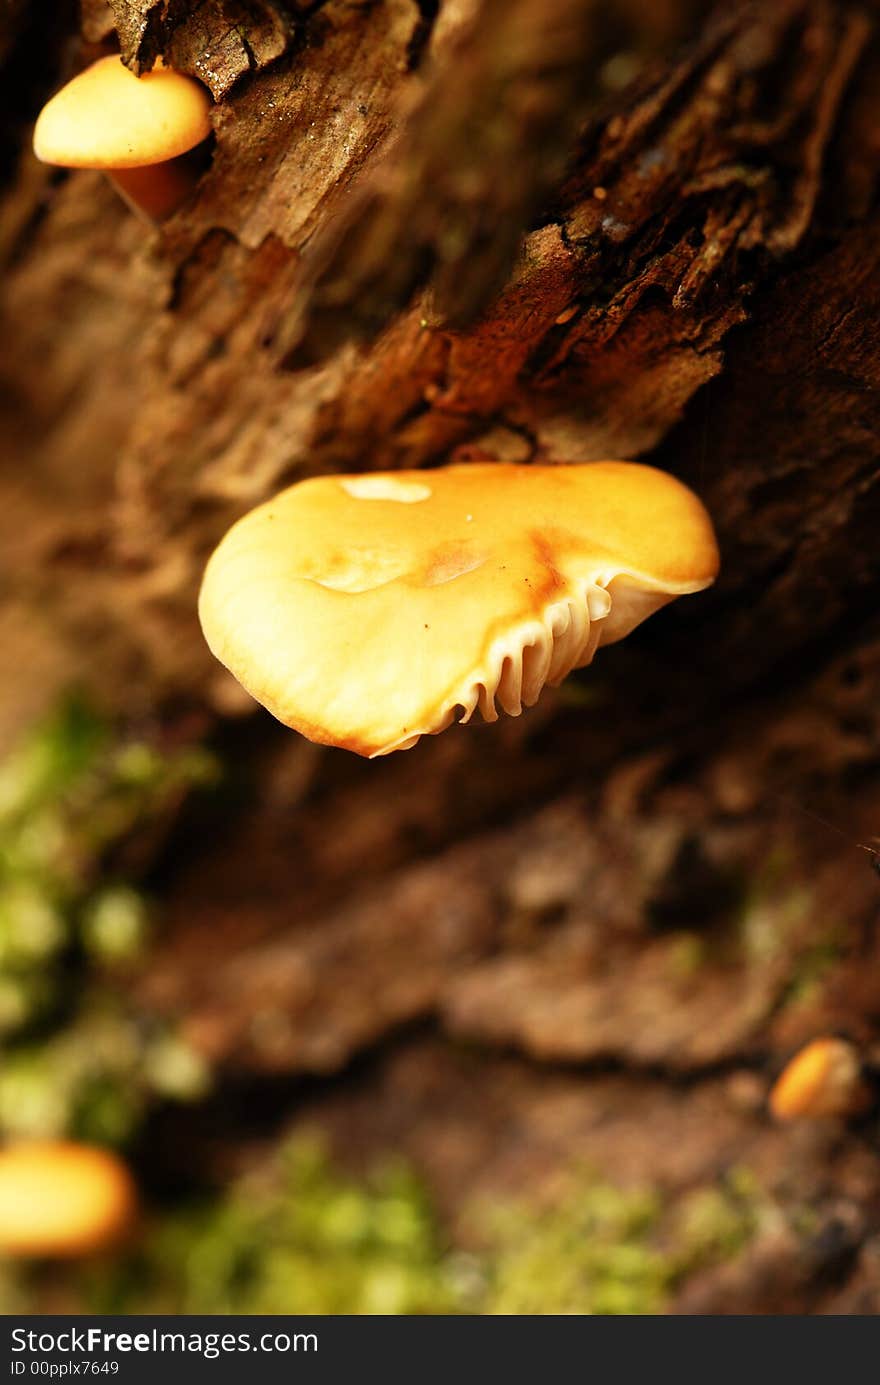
[0,699,215,1144]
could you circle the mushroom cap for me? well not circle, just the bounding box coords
[769,1037,867,1122]
[0,1140,137,1257]
[199,461,720,757]
[33,56,212,170]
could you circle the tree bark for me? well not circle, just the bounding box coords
[2,0,880,1314]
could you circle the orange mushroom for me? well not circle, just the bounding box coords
[0,1140,138,1257]
[199,461,719,757]
[33,56,212,222]
[769,1037,870,1122]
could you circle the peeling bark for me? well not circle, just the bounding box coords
[110,0,297,92]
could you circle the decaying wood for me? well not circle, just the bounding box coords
[283,0,622,353]
[109,0,297,92]
[2,0,880,1314]
[291,0,870,342]
[2,0,874,733]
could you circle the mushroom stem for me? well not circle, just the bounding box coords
[107,151,204,223]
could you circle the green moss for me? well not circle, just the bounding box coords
[665,931,708,978]
[735,846,847,1003]
[736,846,812,965]
[482,1164,770,1315]
[87,1138,461,1316]
[671,1169,763,1272]
[481,1180,668,1315]
[4,1136,774,1317]
[779,937,844,1010]
[0,698,216,1143]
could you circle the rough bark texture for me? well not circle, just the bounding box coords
[2,0,880,1314]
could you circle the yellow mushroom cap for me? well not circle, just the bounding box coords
[769,1037,868,1122]
[0,1141,138,1257]
[33,56,212,170]
[199,461,720,757]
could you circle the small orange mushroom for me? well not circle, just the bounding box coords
[0,1140,138,1257]
[199,461,719,757]
[33,56,212,222]
[769,1037,871,1122]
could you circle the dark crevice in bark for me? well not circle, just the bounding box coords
[0,0,78,186]
[405,0,440,71]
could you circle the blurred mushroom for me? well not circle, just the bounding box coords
[769,1037,871,1122]
[199,461,719,757]
[0,1140,138,1257]
[33,55,212,222]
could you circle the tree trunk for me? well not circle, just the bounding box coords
[2,0,880,1314]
